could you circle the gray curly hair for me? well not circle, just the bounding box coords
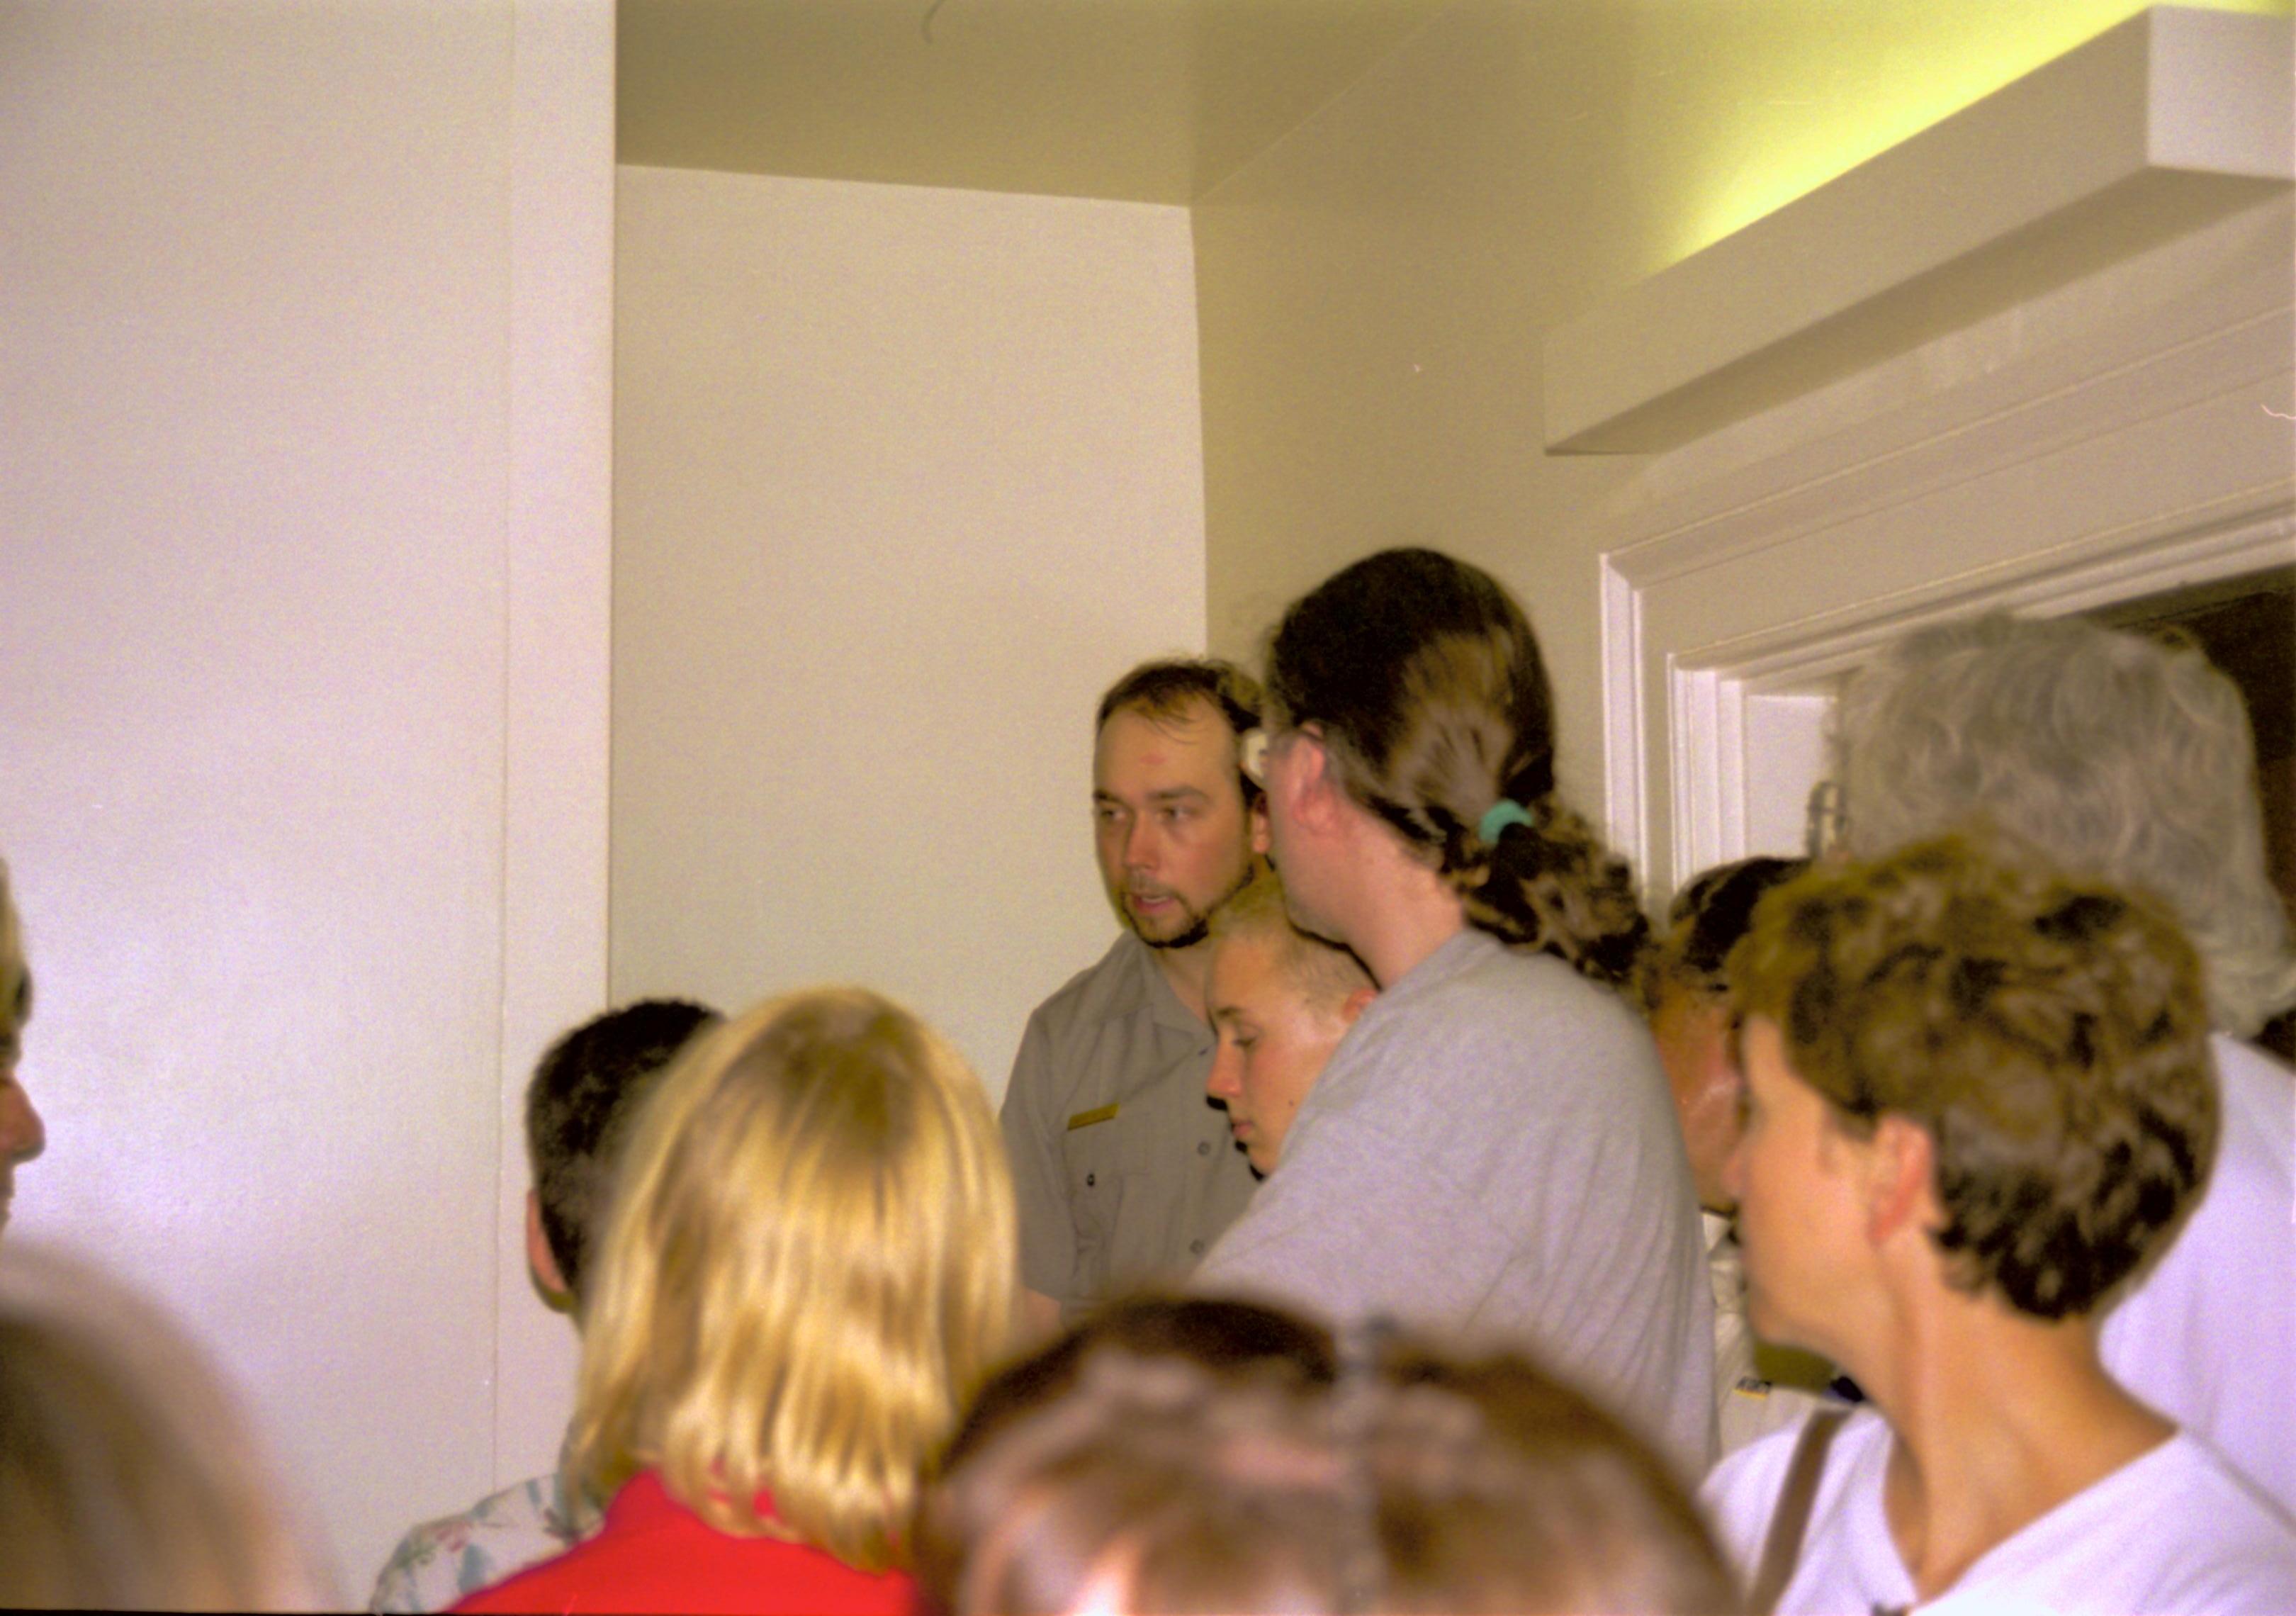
[1833,611,2296,1036]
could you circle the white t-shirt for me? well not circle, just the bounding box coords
[1702,1410,2296,1615]
[2099,1034,2296,1515]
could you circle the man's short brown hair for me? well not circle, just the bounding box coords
[527,999,719,1301]
[1096,658,1264,807]
[1730,835,2217,1320]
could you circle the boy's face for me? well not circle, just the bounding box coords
[1204,932,1357,1174]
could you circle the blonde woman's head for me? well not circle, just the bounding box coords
[572,986,1016,1572]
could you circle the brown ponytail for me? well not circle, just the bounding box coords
[1266,548,1650,987]
[1463,799,1650,989]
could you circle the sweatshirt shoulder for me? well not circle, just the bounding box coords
[1439,943,1656,1054]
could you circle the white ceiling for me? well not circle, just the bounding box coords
[617,0,1452,204]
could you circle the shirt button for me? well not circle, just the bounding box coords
[1197,1140,1211,1155]
[1084,1172,1096,1188]
[1190,1240,1206,1256]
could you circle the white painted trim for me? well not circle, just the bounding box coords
[1599,555,1646,875]
[1596,192,2294,906]
[1608,283,2292,585]
[494,0,617,1491]
[1546,6,2293,452]
[1708,503,2296,692]
[1666,664,1717,892]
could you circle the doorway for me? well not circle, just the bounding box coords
[2098,570,2296,1059]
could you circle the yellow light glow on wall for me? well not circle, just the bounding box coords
[1662,0,2292,266]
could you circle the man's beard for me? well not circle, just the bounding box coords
[1125,863,1256,951]
[1139,908,1213,951]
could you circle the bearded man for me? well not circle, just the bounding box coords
[1002,661,1268,1330]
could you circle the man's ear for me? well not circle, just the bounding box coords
[1249,794,1271,856]
[1339,984,1377,1026]
[1285,726,1340,829]
[527,1189,573,1311]
[1864,1116,1936,1250]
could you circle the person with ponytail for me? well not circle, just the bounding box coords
[1193,548,1715,1476]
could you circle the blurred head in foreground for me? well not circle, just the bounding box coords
[0,1243,332,1610]
[920,1296,1736,1615]
[0,860,47,1235]
[573,985,1016,1572]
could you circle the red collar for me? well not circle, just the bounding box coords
[608,1470,785,1532]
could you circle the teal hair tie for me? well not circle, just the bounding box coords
[1478,798,1534,844]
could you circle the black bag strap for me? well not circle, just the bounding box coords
[1748,1408,1851,1615]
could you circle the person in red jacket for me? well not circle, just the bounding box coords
[456,986,1018,1615]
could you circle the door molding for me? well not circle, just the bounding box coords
[1595,198,2295,902]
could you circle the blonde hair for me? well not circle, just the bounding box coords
[571,986,1015,1572]
[0,1243,333,1610]
[1835,612,2296,1035]
[1210,869,1374,1012]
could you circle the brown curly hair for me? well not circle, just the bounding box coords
[1264,549,1649,989]
[1728,836,2218,1320]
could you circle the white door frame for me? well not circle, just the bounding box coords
[1594,198,2295,905]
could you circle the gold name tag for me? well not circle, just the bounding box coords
[1067,1103,1119,1131]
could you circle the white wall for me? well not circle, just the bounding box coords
[612,169,1206,1094]
[0,0,614,1589]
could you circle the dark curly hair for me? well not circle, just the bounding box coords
[1633,855,1809,1014]
[1264,549,1649,988]
[1729,836,2217,1319]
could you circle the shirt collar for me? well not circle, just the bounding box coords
[605,1470,787,1533]
[1122,931,1210,1038]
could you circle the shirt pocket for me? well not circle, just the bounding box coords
[1061,1111,1181,1298]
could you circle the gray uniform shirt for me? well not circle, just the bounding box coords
[1003,933,1261,1318]
[1195,928,1717,1476]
